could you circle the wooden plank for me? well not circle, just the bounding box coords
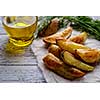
[0,17,6,35]
[0,35,46,82]
[0,35,37,64]
[0,66,46,83]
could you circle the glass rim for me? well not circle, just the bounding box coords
[2,16,38,29]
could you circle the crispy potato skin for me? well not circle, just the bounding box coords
[68,67,85,77]
[43,53,63,68]
[67,32,88,44]
[43,53,85,80]
[42,25,100,80]
[44,18,59,36]
[56,38,90,54]
[39,18,59,37]
[48,44,62,58]
[76,49,100,63]
[61,51,94,71]
[43,27,72,44]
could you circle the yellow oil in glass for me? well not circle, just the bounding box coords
[2,16,38,47]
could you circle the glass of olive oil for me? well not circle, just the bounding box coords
[2,16,38,47]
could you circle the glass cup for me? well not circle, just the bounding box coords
[2,16,38,47]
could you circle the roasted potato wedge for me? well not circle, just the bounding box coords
[44,18,59,36]
[61,51,94,71]
[43,27,72,44]
[48,44,62,58]
[76,49,100,63]
[39,18,59,37]
[56,38,90,54]
[43,53,85,80]
[67,32,88,44]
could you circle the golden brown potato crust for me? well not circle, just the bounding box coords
[76,49,100,63]
[68,32,88,44]
[39,18,59,37]
[48,44,62,58]
[43,53,85,80]
[43,27,72,44]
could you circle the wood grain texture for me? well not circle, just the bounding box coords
[0,17,46,83]
[0,16,100,83]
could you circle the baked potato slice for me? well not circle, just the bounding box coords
[68,32,88,44]
[39,18,60,37]
[61,51,94,71]
[56,38,90,54]
[76,49,100,63]
[43,53,85,80]
[43,27,72,44]
[48,44,62,58]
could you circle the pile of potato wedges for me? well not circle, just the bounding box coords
[42,27,100,80]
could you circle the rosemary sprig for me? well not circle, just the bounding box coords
[36,16,100,41]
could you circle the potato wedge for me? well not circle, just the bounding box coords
[39,18,59,37]
[76,49,100,63]
[67,32,88,44]
[61,51,94,71]
[44,18,60,36]
[48,44,62,58]
[43,53,85,80]
[56,38,90,54]
[43,27,72,44]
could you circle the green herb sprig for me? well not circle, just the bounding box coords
[63,16,100,40]
[36,16,100,41]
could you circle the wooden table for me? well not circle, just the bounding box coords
[0,16,99,83]
[0,17,46,83]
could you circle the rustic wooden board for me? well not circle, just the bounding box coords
[0,16,100,83]
[0,35,46,83]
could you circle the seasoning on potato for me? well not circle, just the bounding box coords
[43,27,72,45]
[48,44,62,58]
[61,51,94,71]
[43,53,85,80]
[76,49,100,63]
[39,18,60,37]
[56,38,90,54]
[41,20,100,80]
[67,32,88,44]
